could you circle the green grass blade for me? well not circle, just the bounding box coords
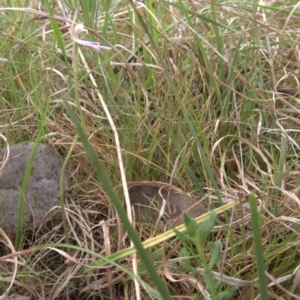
[81,199,246,272]
[43,0,69,70]
[128,0,223,204]
[14,96,50,250]
[249,193,269,300]
[63,100,172,300]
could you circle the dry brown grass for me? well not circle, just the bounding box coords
[0,1,300,299]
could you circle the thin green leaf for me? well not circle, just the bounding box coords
[174,228,194,244]
[249,193,268,300]
[197,210,217,241]
[183,213,198,238]
[208,240,221,270]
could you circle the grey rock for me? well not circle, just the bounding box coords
[0,142,68,235]
[128,183,205,226]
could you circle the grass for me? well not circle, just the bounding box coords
[0,0,300,299]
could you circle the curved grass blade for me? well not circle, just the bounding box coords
[63,99,172,300]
